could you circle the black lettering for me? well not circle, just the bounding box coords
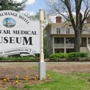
[13,30,19,34]
[16,37,22,44]
[0,52,2,54]
[10,37,15,43]
[4,37,8,43]
[7,30,11,34]
[0,13,3,16]
[23,37,33,45]
[3,30,7,34]
[32,31,37,35]
[0,37,3,43]
[0,30,2,34]
[19,15,29,24]
[4,12,7,15]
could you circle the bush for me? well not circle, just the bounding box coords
[58,53,67,58]
[66,52,88,61]
[49,53,60,61]
[49,52,88,61]
[66,52,79,60]
[0,56,37,61]
[79,52,88,57]
[49,53,67,61]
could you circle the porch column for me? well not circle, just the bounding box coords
[52,36,55,53]
[87,37,88,44]
[64,37,66,53]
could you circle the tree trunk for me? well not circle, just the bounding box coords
[74,28,81,52]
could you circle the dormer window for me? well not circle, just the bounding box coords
[66,27,70,34]
[56,28,60,34]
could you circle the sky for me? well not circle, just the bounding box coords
[15,0,46,15]
[14,0,56,22]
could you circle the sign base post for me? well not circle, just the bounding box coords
[38,62,46,80]
[39,9,46,80]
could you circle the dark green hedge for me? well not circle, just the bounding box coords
[49,53,67,60]
[49,52,88,61]
[66,52,88,60]
[0,56,38,61]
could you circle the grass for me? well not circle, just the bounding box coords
[7,87,19,90]
[6,71,90,90]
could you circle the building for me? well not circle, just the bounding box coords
[44,16,90,55]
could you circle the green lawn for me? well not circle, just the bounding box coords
[7,71,90,90]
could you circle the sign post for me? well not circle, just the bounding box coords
[0,10,46,80]
[38,9,46,80]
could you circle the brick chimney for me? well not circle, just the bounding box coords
[86,17,90,23]
[56,16,61,23]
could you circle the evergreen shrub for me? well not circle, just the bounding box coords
[49,53,67,61]
[66,52,88,60]
[49,52,88,61]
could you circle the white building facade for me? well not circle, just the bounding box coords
[45,16,90,55]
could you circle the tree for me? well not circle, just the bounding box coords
[0,0,27,11]
[45,0,90,52]
[28,12,51,26]
[29,12,40,20]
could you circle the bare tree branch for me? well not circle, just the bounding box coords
[45,0,90,52]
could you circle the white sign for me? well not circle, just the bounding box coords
[0,10,40,56]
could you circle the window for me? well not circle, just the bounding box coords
[54,38,64,44]
[66,27,70,34]
[88,38,90,44]
[81,38,86,47]
[56,28,60,34]
[55,49,64,53]
[66,49,74,53]
[66,38,74,44]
